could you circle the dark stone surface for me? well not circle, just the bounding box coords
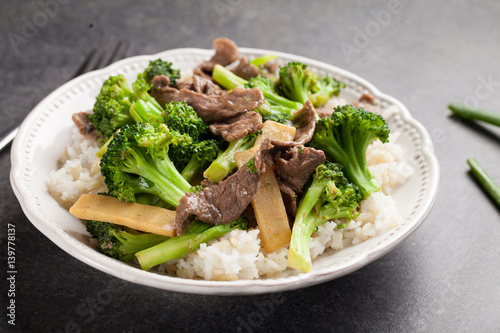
[1,0,499,332]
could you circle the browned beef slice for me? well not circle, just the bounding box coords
[193,37,240,77]
[72,111,99,141]
[274,145,325,193]
[292,100,317,145]
[192,74,225,95]
[209,111,263,142]
[230,57,260,80]
[315,106,334,118]
[352,93,379,113]
[263,61,280,76]
[174,79,194,91]
[278,181,298,217]
[150,75,181,107]
[272,144,325,217]
[179,87,264,123]
[175,139,274,235]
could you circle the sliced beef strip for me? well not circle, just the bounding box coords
[351,93,379,113]
[230,56,260,80]
[175,139,274,235]
[209,111,263,142]
[72,110,99,141]
[193,37,240,78]
[272,143,326,217]
[315,106,334,118]
[291,100,317,145]
[263,61,280,76]
[174,79,194,91]
[179,86,264,123]
[150,75,181,107]
[192,74,225,96]
[273,145,326,193]
[278,181,299,217]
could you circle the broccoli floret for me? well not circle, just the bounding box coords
[139,58,180,86]
[279,62,316,106]
[86,220,168,262]
[203,132,259,183]
[161,102,210,141]
[308,75,345,108]
[287,162,362,272]
[279,62,345,108]
[100,122,192,207]
[309,105,390,198]
[128,78,164,123]
[159,102,218,181]
[180,139,219,182]
[135,216,249,271]
[89,74,172,141]
[88,74,136,141]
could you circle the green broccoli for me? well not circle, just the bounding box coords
[287,162,362,272]
[89,74,173,141]
[308,75,345,108]
[128,78,164,124]
[203,131,259,183]
[161,102,211,141]
[309,105,390,198]
[88,74,136,141]
[279,61,345,108]
[118,100,218,183]
[179,139,219,182]
[138,58,180,86]
[86,220,168,262]
[135,217,249,271]
[160,101,218,181]
[99,122,192,207]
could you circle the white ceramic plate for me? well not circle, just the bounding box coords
[10,48,439,295]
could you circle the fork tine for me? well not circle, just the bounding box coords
[92,36,114,69]
[103,39,132,67]
[72,36,132,79]
[72,37,105,78]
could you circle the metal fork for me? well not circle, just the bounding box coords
[0,37,132,152]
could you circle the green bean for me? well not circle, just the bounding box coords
[467,157,500,208]
[449,103,500,127]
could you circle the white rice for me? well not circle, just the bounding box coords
[49,128,413,280]
[48,128,108,209]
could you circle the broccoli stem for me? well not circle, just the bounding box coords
[116,232,169,262]
[212,64,246,90]
[129,100,163,123]
[250,54,278,67]
[203,135,256,183]
[181,155,202,182]
[467,157,500,208]
[124,149,190,207]
[287,181,327,272]
[449,103,500,127]
[135,220,239,270]
[320,143,379,198]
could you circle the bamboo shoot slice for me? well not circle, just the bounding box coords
[234,121,295,252]
[69,194,176,237]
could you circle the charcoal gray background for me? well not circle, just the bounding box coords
[1,0,499,332]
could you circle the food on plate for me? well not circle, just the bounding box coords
[48,37,413,280]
